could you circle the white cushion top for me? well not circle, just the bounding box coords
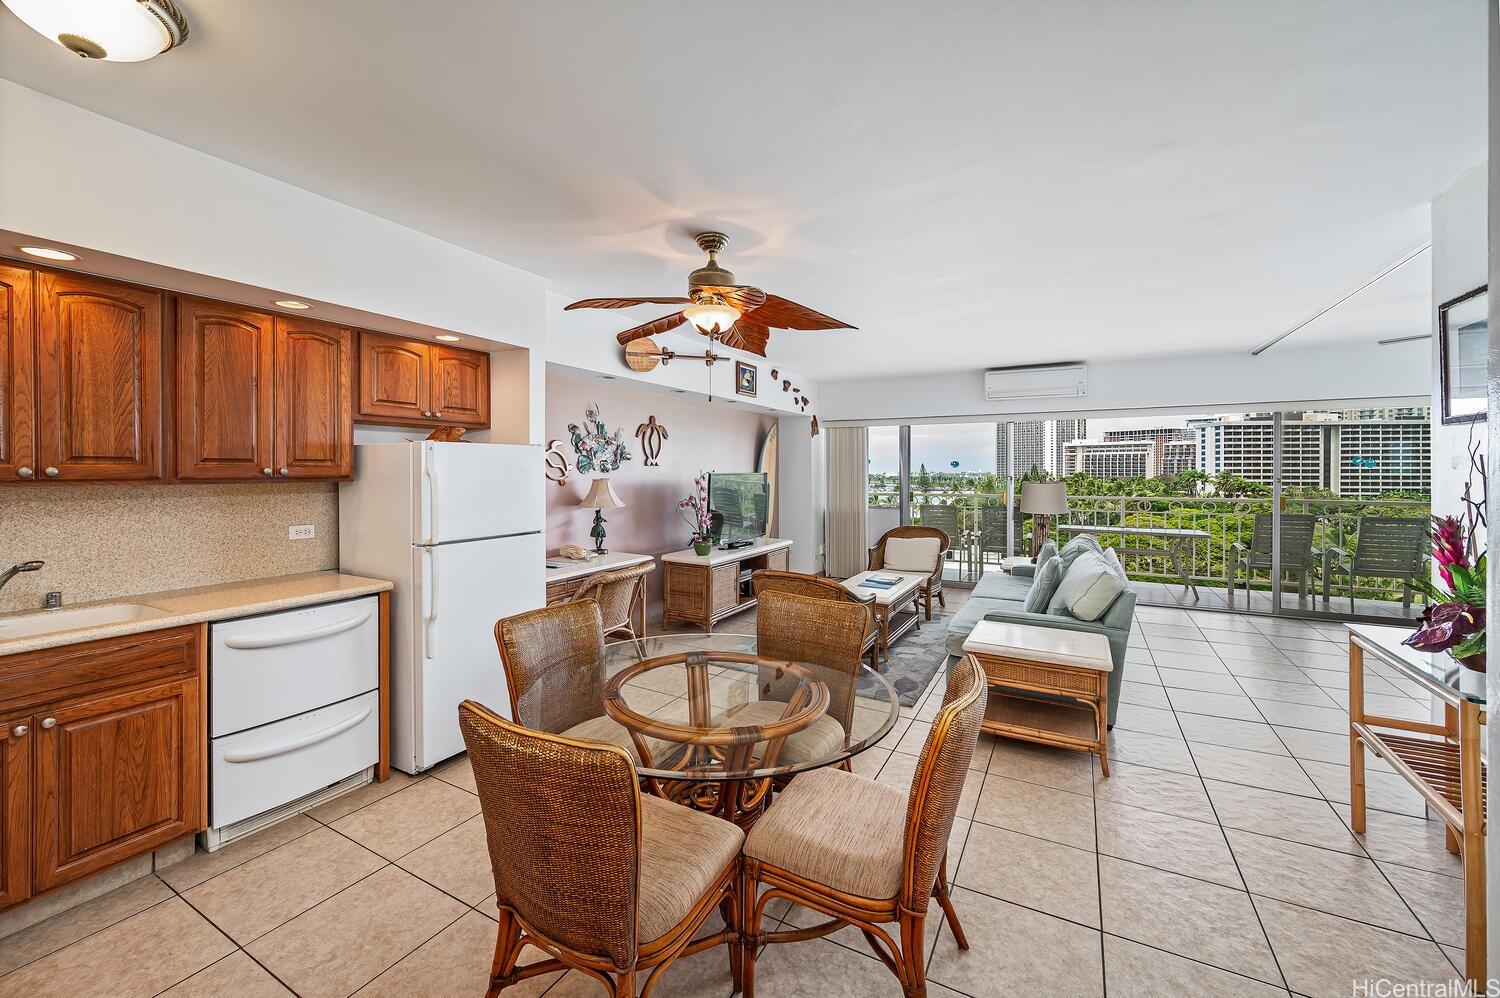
[881,536,942,573]
[961,620,1113,672]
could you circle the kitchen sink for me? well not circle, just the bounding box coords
[0,603,171,640]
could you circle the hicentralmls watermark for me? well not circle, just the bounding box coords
[1352,980,1496,997]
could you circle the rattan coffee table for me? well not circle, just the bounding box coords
[840,570,926,665]
[961,619,1114,775]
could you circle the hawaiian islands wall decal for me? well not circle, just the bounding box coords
[568,404,631,474]
[635,415,669,467]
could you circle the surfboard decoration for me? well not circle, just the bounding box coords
[757,423,779,532]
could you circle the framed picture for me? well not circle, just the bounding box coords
[735,361,758,397]
[1439,285,1488,424]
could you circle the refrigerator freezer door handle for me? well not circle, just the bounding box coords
[424,444,440,544]
[423,546,439,660]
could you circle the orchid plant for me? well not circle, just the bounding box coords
[678,474,714,544]
[1404,434,1487,670]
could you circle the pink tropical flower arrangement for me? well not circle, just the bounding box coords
[1404,440,1487,671]
[678,474,713,543]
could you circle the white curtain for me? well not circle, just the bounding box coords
[825,426,868,579]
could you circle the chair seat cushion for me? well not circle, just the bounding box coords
[713,700,847,765]
[559,714,671,765]
[744,767,907,900]
[638,795,744,944]
[883,536,942,573]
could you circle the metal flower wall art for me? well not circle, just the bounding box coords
[568,403,631,474]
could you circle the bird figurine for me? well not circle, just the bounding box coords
[635,415,669,467]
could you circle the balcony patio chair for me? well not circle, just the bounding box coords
[494,600,668,764]
[739,654,986,998]
[1321,516,1429,614]
[869,525,950,620]
[751,569,879,666]
[1227,513,1318,603]
[975,504,1010,571]
[915,504,960,563]
[458,700,744,998]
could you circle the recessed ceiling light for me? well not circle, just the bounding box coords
[434,334,461,342]
[19,246,78,261]
[274,300,313,310]
[671,389,687,394]
[601,375,616,380]
[2,0,188,62]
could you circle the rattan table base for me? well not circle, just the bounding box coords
[969,651,1109,775]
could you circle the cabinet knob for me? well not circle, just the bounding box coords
[278,468,290,477]
[434,411,442,418]
[43,467,59,478]
[262,467,274,476]
[421,410,432,418]
[16,466,32,479]
[40,718,55,729]
[10,725,26,738]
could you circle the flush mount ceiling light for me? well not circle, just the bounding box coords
[273,299,312,310]
[2,0,189,62]
[434,334,462,342]
[19,246,79,261]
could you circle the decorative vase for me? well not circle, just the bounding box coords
[693,538,712,556]
[1456,651,1487,674]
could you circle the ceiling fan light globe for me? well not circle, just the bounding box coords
[3,0,187,62]
[683,301,741,336]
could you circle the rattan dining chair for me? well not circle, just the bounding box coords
[869,525,950,620]
[458,700,745,998]
[751,569,879,665]
[495,600,667,764]
[574,561,654,649]
[738,655,987,997]
[715,588,873,771]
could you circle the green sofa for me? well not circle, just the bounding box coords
[945,546,1136,727]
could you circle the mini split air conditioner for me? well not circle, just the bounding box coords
[983,362,1088,401]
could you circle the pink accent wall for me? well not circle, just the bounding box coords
[546,376,776,621]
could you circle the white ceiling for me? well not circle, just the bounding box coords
[0,1,1483,381]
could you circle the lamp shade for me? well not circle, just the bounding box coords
[580,478,625,510]
[1020,481,1069,515]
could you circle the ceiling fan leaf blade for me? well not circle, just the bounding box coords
[749,294,855,330]
[615,311,687,344]
[696,284,767,313]
[723,321,770,357]
[567,296,691,310]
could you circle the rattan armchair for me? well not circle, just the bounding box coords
[574,561,654,648]
[751,569,879,665]
[869,525,950,621]
[739,655,986,997]
[458,700,744,997]
[495,600,666,764]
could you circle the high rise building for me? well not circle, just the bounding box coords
[1103,426,1192,473]
[994,418,1086,476]
[1063,440,1155,478]
[1192,413,1430,496]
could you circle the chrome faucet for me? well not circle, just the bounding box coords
[0,561,44,594]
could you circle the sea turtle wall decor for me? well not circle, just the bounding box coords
[568,403,631,474]
[635,415,669,467]
[543,440,571,486]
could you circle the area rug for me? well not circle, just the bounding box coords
[856,602,955,707]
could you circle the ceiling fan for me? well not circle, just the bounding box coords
[564,232,856,357]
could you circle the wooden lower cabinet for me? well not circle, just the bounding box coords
[0,625,204,910]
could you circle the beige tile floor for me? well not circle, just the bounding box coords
[0,598,1472,997]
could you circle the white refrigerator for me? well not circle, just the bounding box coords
[339,441,544,773]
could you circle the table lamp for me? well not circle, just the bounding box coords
[1020,481,1069,557]
[580,478,625,555]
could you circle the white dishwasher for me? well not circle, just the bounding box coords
[205,595,381,850]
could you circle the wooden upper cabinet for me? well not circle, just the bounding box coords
[175,299,276,481]
[274,316,353,479]
[35,271,163,481]
[430,345,490,427]
[0,264,36,483]
[357,331,489,428]
[358,331,430,422]
[0,715,31,910]
[32,677,201,892]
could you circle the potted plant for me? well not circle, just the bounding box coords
[1404,440,1487,671]
[679,474,714,556]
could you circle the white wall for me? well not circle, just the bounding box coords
[817,340,1430,425]
[776,416,826,573]
[1431,164,1489,527]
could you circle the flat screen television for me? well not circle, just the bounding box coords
[708,472,769,543]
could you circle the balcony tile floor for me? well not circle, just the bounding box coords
[0,596,1469,996]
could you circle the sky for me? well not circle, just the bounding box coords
[867,416,1199,475]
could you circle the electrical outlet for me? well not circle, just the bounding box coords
[288,524,316,541]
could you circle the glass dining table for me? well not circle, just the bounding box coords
[512,633,902,825]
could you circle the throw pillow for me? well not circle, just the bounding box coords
[1047,550,1128,621]
[883,535,942,573]
[1035,539,1059,574]
[1022,554,1065,613]
[1057,533,1102,573]
[1101,545,1128,583]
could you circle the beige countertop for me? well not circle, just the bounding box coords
[544,551,654,584]
[0,571,393,656]
[660,537,792,567]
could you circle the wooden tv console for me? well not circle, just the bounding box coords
[661,538,792,632]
